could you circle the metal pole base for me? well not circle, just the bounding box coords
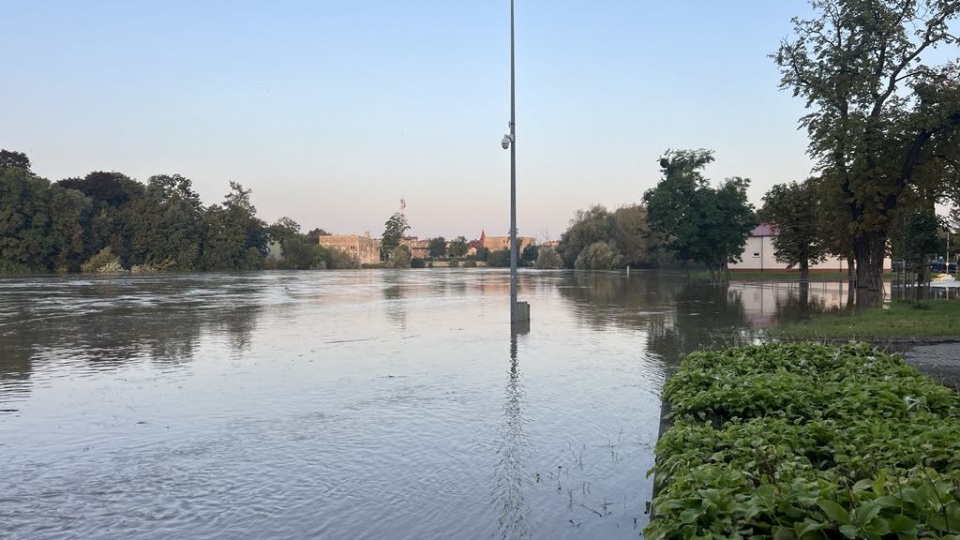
[512,301,530,323]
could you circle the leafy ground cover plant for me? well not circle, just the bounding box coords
[646,342,960,540]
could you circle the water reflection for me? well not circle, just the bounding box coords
[495,321,532,540]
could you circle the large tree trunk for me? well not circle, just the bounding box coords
[799,260,810,283]
[846,255,855,282]
[853,232,886,292]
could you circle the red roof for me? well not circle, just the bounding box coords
[751,223,778,237]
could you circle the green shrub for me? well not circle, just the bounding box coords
[80,247,125,273]
[448,259,460,268]
[463,259,477,268]
[410,257,425,268]
[646,342,960,540]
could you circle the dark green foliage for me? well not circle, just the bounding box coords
[644,150,757,278]
[463,259,477,268]
[305,228,330,245]
[381,213,410,259]
[760,180,827,280]
[475,246,491,261]
[127,174,205,270]
[647,342,960,540]
[774,0,960,291]
[556,204,651,269]
[487,248,511,268]
[521,243,539,266]
[385,245,411,269]
[0,150,31,172]
[410,257,426,269]
[534,247,563,269]
[574,241,620,270]
[428,237,447,258]
[201,182,268,271]
[0,167,56,272]
[448,236,469,258]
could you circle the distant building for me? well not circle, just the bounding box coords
[319,234,381,265]
[400,236,431,259]
[729,224,891,272]
[467,230,536,255]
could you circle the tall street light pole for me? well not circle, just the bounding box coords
[503,0,526,325]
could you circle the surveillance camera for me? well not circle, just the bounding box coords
[501,134,512,150]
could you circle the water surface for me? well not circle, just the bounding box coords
[0,270,851,539]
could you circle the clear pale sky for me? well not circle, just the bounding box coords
[3,0,822,240]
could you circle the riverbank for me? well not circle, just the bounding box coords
[646,342,960,539]
[775,300,960,339]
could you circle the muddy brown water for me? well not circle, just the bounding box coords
[0,270,855,539]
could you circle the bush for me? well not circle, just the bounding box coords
[535,247,563,269]
[574,241,621,270]
[487,248,511,268]
[410,257,425,268]
[448,259,460,268]
[81,247,125,273]
[328,248,360,269]
[646,342,960,540]
[385,245,411,269]
[463,259,477,268]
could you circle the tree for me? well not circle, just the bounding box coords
[574,241,621,270]
[127,174,205,270]
[557,206,615,268]
[0,167,55,272]
[643,150,757,279]
[201,182,268,270]
[475,246,491,261]
[535,247,563,269]
[775,0,960,292]
[612,205,650,268]
[760,180,827,281]
[449,236,469,258]
[385,245,411,268]
[381,212,410,259]
[0,150,31,172]
[521,243,539,266]
[890,207,942,304]
[487,248,511,267]
[428,236,447,258]
[305,227,330,245]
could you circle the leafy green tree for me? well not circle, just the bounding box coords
[201,182,268,270]
[557,206,615,268]
[305,227,330,245]
[775,0,960,292]
[475,246,491,261]
[48,185,93,272]
[428,236,447,258]
[890,207,942,304]
[381,213,410,259]
[644,150,757,279]
[574,241,621,270]
[448,236,469,258]
[612,204,650,267]
[385,245,411,268]
[760,180,827,282]
[0,167,55,272]
[58,171,145,266]
[0,150,31,172]
[521,243,539,266]
[127,174,205,270]
[535,247,563,269]
[487,248,511,267]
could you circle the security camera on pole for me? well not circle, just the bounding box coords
[502,0,528,325]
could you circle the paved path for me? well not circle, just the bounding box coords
[903,342,960,390]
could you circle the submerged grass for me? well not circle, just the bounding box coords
[646,342,960,540]
[775,300,960,339]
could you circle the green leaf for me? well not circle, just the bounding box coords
[818,499,850,525]
[855,501,881,526]
[839,524,859,538]
[888,515,918,535]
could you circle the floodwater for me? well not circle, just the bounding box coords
[0,270,854,540]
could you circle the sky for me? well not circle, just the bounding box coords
[2,0,824,240]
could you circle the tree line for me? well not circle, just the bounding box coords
[0,151,352,273]
[556,0,960,293]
